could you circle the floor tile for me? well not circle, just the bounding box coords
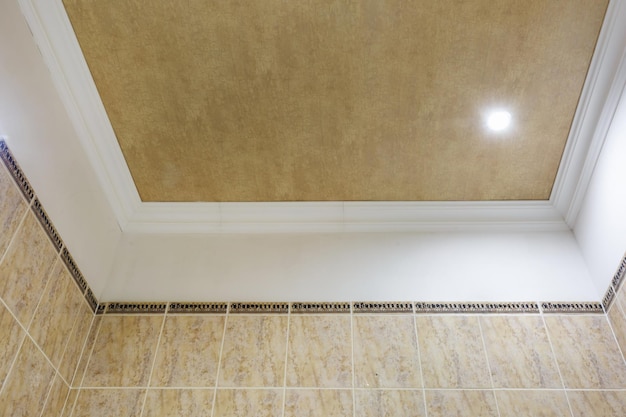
[143,389,214,416]
[284,389,353,417]
[72,389,145,417]
[213,389,282,417]
[425,390,499,417]
[568,390,626,417]
[0,299,25,387]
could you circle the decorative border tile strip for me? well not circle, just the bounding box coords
[31,198,63,252]
[291,302,351,313]
[84,288,98,313]
[353,302,413,313]
[602,286,616,311]
[414,302,539,314]
[0,139,35,202]
[168,302,228,314]
[540,302,604,314]
[61,247,88,294]
[105,302,167,314]
[611,253,626,291]
[96,304,107,315]
[229,302,289,314]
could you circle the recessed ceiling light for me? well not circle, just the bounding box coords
[486,110,512,131]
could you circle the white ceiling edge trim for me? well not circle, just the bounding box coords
[551,0,626,226]
[17,0,624,234]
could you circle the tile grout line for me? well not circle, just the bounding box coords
[69,308,106,417]
[210,303,230,417]
[412,305,428,417]
[68,311,97,388]
[37,370,63,417]
[138,303,169,417]
[477,316,501,417]
[539,308,576,417]
[280,304,291,417]
[0,192,32,268]
[350,302,356,417]
[604,290,626,367]
[62,385,626,391]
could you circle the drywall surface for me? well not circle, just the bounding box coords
[105,230,597,302]
[0,0,121,296]
[575,81,626,293]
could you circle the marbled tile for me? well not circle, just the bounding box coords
[284,389,353,417]
[72,389,145,417]
[355,390,425,417]
[416,315,490,388]
[608,305,626,356]
[480,315,561,388]
[353,315,421,388]
[0,163,28,259]
[143,389,214,416]
[425,390,498,417]
[495,390,571,417]
[82,315,163,387]
[286,315,352,387]
[545,315,626,388]
[213,389,283,417]
[0,338,56,417]
[0,300,25,387]
[60,389,79,417]
[59,300,94,384]
[616,282,626,311]
[40,373,70,417]
[0,212,58,326]
[218,315,287,387]
[28,262,84,369]
[151,315,224,387]
[568,390,626,417]
[73,315,101,387]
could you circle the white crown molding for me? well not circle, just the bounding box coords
[17,0,625,234]
[550,0,626,226]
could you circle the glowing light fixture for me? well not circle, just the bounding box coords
[486,110,512,131]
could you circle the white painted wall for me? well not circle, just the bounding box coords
[574,81,626,293]
[105,231,597,302]
[0,0,121,296]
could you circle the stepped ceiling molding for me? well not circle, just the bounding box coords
[17,0,626,233]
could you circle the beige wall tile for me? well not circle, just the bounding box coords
[0,212,58,326]
[60,389,79,417]
[568,390,626,417]
[0,300,25,387]
[608,302,626,355]
[615,284,626,312]
[40,373,70,417]
[72,389,145,417]
[353,315,421,388]
[417,315,490,388]
[151,315,224,387]
[355,389,425,417]
[481,315,561,388]
[286,315,351,388]
[213,389,282,417]
[73,315,101,388]
[83,315,163,387]
[425,390,498,417]
[0,164,27,259]
[28,262,84,369]
[143,389,214,416]
[284,389,352,417]
[218,315,287,387]
[0,338,56,417]
[58,301,94,384]
[545,315,626,388]
[495,390,570,417]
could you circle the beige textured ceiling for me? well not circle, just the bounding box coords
[63,0,607,202]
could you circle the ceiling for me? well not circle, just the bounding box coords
[62,0,608,203]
